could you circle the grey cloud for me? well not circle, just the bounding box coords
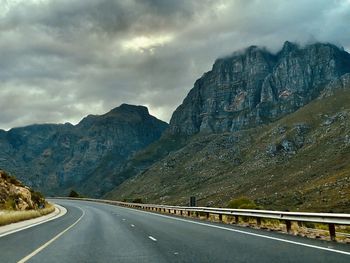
[0,0,349,130]
[2,0,201,36]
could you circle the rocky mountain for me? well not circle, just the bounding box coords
[0,170,45,210]
[169,42,350,134]
[0,104,168,196]
[106,42,350,212]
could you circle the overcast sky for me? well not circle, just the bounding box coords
[0,0,350,130]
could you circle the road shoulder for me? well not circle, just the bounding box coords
[0,204,67,237]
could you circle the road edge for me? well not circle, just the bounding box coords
[0,204,67,238]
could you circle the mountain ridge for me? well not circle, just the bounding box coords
[0,104,168,197]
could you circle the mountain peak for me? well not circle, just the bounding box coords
[280,41,298,55]
[112,104,149,115]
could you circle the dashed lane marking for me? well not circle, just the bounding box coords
[148,236,157,242]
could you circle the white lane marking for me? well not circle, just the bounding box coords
[148,236,157,242]
[131,224,135,227]
[0,204,66,238]
[122,218,126,221]
[17,208,85,263]
[115,205,350,256]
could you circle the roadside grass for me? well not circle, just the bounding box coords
[0,204,55,226]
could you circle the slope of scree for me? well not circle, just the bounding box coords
[0,104,168,197]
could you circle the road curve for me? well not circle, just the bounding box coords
[0,199,349,263]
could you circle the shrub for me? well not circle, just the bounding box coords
[3,198,16,210]
[31,190,46,208]
[68,190,80,198]
[132,198,143,203]
[227,197,259,209]
[303,222,316,229]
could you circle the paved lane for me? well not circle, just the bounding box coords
[0,199,349,262]
[0,202,82,262]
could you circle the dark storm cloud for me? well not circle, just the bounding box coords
[0,0,349,130]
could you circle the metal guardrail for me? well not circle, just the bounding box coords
[53,197,350,241]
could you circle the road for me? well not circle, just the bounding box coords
[0,199,349,263]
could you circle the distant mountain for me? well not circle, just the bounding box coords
[106,42,350,212]
[0,104,168,196]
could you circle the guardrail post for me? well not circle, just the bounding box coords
[168,209,171,213]
[206,212,210,219]
[219,214,223,222]
[187,211,190,216]
[234,215,239,224]
[285,220,292,234]
[180,210,183,216]
[328,223,336,241]
[256,217,261,227]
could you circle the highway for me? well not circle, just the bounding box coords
[0,199,349,263]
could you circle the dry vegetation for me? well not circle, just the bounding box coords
[0,203,55,226]
[0,169,55,226]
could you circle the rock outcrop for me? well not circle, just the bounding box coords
[0,104,168,196]
[169,42,350,135]
[0,170,43,210]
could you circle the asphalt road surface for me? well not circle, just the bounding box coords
[0,199,349,263]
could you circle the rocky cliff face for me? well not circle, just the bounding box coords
[0,104,168,196]
[169,42,350,134]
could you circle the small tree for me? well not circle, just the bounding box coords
[132,198,143,203]
[68,190,80,198]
